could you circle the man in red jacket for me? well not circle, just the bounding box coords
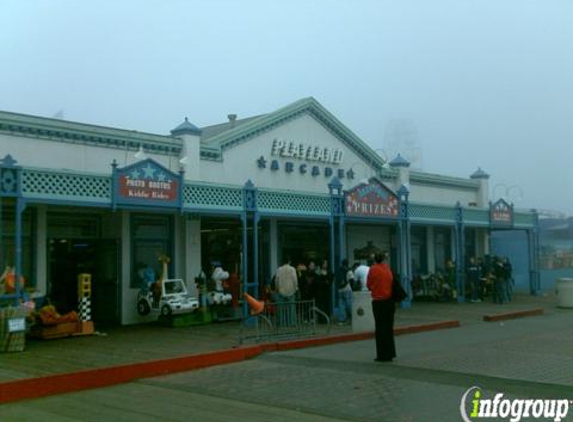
[367,252,396,362]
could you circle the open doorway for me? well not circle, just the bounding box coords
[47,238,120,326]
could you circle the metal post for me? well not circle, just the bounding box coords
[14,198,24,304]
[241,212,248,318]
[399,219,411,308]
[329,216,335,316]
[397,185,411,308]
[253,212,260,297]
[456,203,466,303]
[534,214,541,293]
[338,215,346,264]
[527,223,542,296]
[406,219,408,296]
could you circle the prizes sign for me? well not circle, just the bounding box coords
[115,159,181,208]
[345,179,399,218]
[490,199,513,227]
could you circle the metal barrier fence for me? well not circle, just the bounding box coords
[239,299,330,345]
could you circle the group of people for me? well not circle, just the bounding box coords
[270,256,392,324]
[271,253,398,362]
[270,258,334,324]
[466,255,514,304]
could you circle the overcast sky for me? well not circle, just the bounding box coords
[1,1,572,214]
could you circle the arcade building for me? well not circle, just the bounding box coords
[0,97,540,325]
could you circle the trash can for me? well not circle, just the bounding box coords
[555,278,573,308]
[352,291,374,332]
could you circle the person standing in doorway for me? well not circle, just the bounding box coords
[274,257,298,325]
[367,252,396,362]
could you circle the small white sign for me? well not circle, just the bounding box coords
[8,318,26,333]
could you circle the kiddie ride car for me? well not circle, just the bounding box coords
[137,279,199,317]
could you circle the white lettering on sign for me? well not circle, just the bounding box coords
[271,138,344,165]
[8,318,25,333]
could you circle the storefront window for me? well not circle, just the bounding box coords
[131,214,172,288]
[201,218,243,276]
[1,202,34,288]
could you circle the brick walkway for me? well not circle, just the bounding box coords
[0,292,558,383]
[4,301,572,421]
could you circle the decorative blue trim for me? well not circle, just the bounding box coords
[344,216,401,225]
[23,198,111,209]
[409,219,457,227]
[243,179,258,212]
[114,204,184,214]
[0,154,22,198]
[258,211,330,220]
[183,207,243,217]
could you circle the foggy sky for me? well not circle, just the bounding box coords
[1,0,572,214]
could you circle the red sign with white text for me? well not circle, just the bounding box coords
[345,180,399,218]
[115,159,181,208]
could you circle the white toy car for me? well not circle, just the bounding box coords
[137,278,199,317]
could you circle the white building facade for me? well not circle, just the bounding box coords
[0,98,540,325]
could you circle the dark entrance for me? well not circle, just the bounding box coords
[278,223,330,267]
[47,238,120,326]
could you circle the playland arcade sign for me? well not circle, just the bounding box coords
[256,138,355,180]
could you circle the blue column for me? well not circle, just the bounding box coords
[400,219,411,308]
[242,180,259,318]
[534,214,541,293]
[338,215,346,263]
[253,212,260,297]
[328,177,344,317]
[14,198,23,303]
[0,155,23,303]
[241,212,248,318]
[405,219,413,288]
[456,203,466,302]
[329,215,336,315]
[397,185,411,308]
[527,218,541,296]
